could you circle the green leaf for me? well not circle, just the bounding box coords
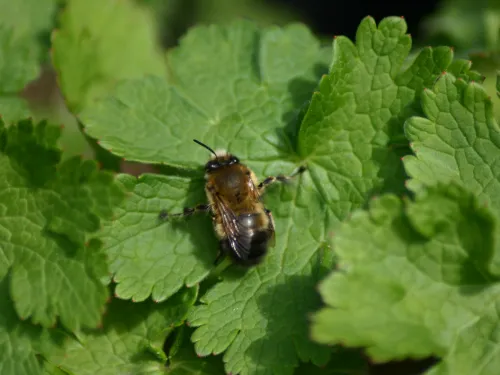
[99,173,215,302]
[43,363,70,375]
[43,365,70,375]
[0,0,56,121]
[0,278,64,375]
[0,0,56,48]
[446,59,484,82]
[0,27,39,93]
[165,326,225,375]
[497,70,500,97]
[79,21,329,168]
[192,0,300,28]
[297,17,479,211]
[421,0,499,51]
[0,0,56,92]
[432,300,500,375]
[293,348,368,375]
[311,183,500,363]
[408,72,500,374]
[403,73,500,213]
[52,0,166,113]
[0,118,125,331]
[0,96,31,125]
[188,181,334,375]
[49,287,198,375]
[82,20,332,375]
[79,17,481,375]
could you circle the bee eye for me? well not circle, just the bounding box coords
[206,161,219,171]
[230,157,239,164]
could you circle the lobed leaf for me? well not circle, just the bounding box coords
[312,45,500,372]
[99,173,215,303]
[0,97,31,125]
[189,18,474,375]
[404,73,500,214]
[52,0,166,113]
[165,326,226,375]
[0,0,56,92]
[432,300,500,375]
[188,177,334,375]
[0,278,64,375]
[311,183,500,363]
[0,0,57,122]
[0,118,125,331]
[79,21,329,169]
[79,17,484,375]
[297,17,477,218]
[49,287,198,375]
[84,20,332,375]
[0,27,39,94]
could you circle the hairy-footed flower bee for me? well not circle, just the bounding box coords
[159,140,305,266]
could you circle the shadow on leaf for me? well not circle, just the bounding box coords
[245,260,332,372]
[282,63,329,152]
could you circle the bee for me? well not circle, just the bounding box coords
[159,139,305,266]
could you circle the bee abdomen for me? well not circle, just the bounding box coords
[243,230,270,264]
[220,213,271,266]
[220,230,270,266]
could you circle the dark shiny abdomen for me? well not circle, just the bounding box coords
[220,213,270,266]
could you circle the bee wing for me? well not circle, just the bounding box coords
[212,192,254,259]
[247,174,261,201]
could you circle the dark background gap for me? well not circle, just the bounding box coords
[272,0,440,40]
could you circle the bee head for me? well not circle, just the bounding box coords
[193,139,240,172]
[205,154,240,172]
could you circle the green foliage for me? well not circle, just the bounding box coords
[430,300,500,375]
[293,348,368,375]
[80,21,329,168]
[49,287,198,375]
[164,326,226,374]
[0,0,57,123]
[2,1,500,374]
[297,17,474,212]
[0,97,30,125]
[420,0,500,123]
[143,0,301,48]
[404,73,500,207]
[0,118,125,374]
[0,0,56,89]
[52,0,166,113]
[82,20,334,375]
[422,0,500,51]
[0,118,124,331]
[313,60,500,374]
[312,183,499,358]
[0,278,63,375]
[100,173,214,302]
[77,13,480,375]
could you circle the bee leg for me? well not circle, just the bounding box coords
[158,204,210,221]
[264,209,276,247]
[258,165,306,192]
[214,238,232,265]
[264,209,274,230]
[214,250,225,266]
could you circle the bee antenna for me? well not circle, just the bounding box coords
[193,139,218,158]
